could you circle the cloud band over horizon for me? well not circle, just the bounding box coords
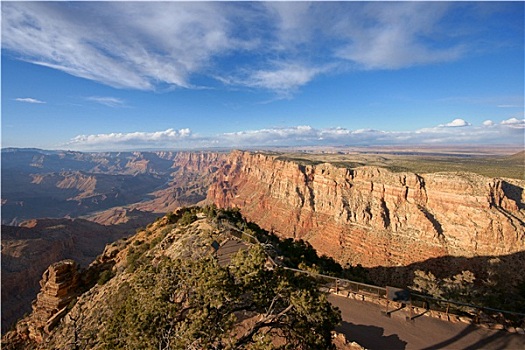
[64,118,525,151]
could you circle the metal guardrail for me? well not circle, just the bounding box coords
[287,267,525,327]
[280,266,387,298]
[222,221,525,327]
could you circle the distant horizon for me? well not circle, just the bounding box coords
[2,144,523,157]
[2,2,524,150]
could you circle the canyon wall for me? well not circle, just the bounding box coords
[208,151,525,268]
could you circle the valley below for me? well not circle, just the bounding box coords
[1,146,524,345]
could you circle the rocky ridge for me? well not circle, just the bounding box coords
[15,261,80,344]
[2,209,353,350]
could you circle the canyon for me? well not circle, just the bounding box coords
[2,148,524,333]
[1,148,227,225]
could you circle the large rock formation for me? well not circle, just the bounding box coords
[132,151,228,213]
[208,151,525,269]
[7,260,80,345]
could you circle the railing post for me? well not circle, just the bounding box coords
[335,279,339,294]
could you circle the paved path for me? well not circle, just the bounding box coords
[216,239,248,266]
[214,233,524,349]
[328,294,525,350]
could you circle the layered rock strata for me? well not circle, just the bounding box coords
[13,260,80,344]
[208,151,525,268]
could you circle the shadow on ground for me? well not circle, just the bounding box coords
[336,321,408,350]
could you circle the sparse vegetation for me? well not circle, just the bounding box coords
[125,241,150,273]
[411,265,525,316]
[178,210,197,226]
[97,269,114,286]
[277,151,525,180]
[411,270,475,303]
[215,209,370,283]
[102,245,341,349]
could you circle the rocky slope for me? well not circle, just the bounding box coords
[208,151,525,270]
[3,209,353,350]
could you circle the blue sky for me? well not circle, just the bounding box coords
[2,1,524,151]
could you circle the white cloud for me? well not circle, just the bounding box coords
[482,120,495,126]
[2,2,498,95]
[2,2,238,90]
[65,118,525,151]
[66,128,192,150]
[331,2,464,69]
[221,125,319,145]
[223,122,514,146]
[501,118,525,129]
[227,62,332,97]
[440,118,471,127]
[86,96,126,108]
[15,97,45,104]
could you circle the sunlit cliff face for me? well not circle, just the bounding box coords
[208,151,525,267]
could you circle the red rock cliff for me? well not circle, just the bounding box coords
[207,151,525,267]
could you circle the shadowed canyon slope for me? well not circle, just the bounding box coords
[208,151,525,268]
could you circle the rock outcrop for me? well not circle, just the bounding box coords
[208,151,525,268]
[132,152,228,213]
[6,260,80,345]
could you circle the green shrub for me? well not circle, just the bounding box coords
[178,211,197,226]
[97,270,114,285]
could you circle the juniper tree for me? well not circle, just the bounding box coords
[102,245,341,349]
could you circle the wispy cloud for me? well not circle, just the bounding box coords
[2,2,511,96]
[65,119,525,151]
[2,2,238,90]
[332,2,465,70]
[86,96,126,108]
[15,97,45,104]
[223,62,332,98]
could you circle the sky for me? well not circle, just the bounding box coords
[1,1,524,151]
